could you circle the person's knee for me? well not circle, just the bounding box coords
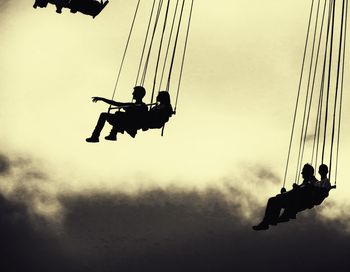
[100,112,109,119]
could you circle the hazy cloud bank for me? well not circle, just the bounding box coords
[1,151,350,271]
[1,188,350,272]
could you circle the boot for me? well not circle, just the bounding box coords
[105,134,117,141]
[86,136,99,143]
[252,221,269,231]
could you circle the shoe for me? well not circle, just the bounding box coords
[252,222,269,231]
[105,135,117,141]
[86,137,99,143]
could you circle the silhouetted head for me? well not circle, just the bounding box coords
[156,91,171,105]
[301,164,314,180]
[318,164,329,178]
[132,86,146,100]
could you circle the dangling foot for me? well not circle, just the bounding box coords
[86,136,99,143]
[252,221,269,231]
[105,134,117,141]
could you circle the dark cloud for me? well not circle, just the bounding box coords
[0,153,10,175]
[1,151,349,271]
[0,0,10,10]
[0,194,72,272]
[0,152,46,196]
[252,165,280,184]
[1,188,350,272]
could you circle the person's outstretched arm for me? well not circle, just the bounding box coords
[91,97,133,107]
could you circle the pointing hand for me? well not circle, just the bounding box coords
[91,97,101,103]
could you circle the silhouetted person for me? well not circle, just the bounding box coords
[86,86,148,143]
[252,164,317,231]
[69,0,109,18]
[142,91,174,130]
[312,164,331,205]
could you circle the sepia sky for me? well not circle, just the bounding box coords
[1,0,350,271]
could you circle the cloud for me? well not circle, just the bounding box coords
[0,152,63,221]
[1,151,350,271]
[0,0,10,11]
[0,153,10,175]
[0,193,73,272]
[1,188,350,272]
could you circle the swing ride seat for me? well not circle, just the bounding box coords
[109,105,173,135]
[296,184,337,212]
[107,106,146,138]
[312,184,336,205]
[141,108,174,131]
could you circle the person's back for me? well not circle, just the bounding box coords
[146,91,173,129]
[312,164,331,205]
[111,87,148,136]
[124,102,148,115]
[122,102,148,130]
[292,165,319,211]
[315,177,331,193]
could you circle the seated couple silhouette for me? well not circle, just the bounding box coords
[253,163,331,231]
[86,86,173,143]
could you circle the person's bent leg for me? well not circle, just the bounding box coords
[105,126,118,141]
[253,196,278,230]
[86,112,110,142]
[105,113,124,141]
[278,191,298,222]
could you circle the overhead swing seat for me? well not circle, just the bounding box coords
[142,105,174,131]
[280,186,334,224]
[108,103,174,138]
[310,185,336,207]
